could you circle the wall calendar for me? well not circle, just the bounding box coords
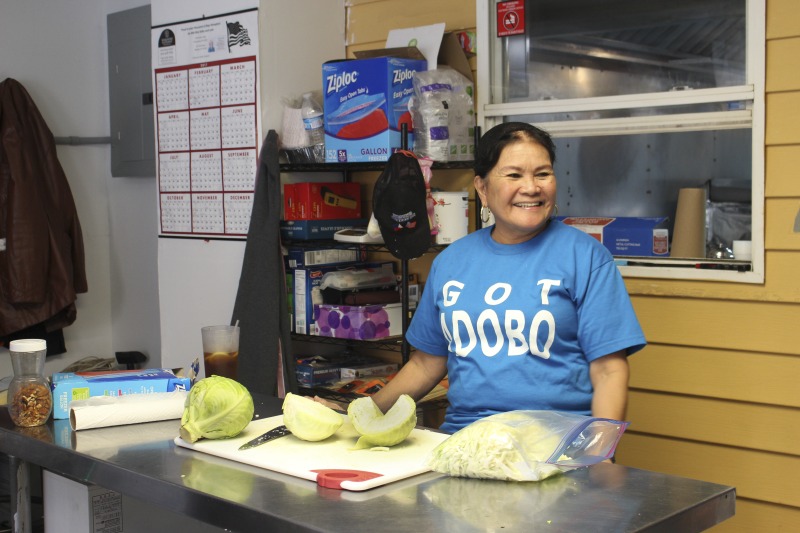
[152,8,261,238]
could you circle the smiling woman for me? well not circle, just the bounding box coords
[365,121,646,435]
[473,123,558,244]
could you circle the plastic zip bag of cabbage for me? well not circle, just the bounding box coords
[427,410,629,481]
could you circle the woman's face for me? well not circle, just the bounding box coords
[474,140,557,245]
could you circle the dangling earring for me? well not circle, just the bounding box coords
[552,204,559,218]
[481,205,491,224]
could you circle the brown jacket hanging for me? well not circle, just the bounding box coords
[0,78,88,338]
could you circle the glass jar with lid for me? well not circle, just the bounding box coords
[7,339,52,427]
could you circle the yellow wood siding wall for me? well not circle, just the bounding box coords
[345,1,799,529]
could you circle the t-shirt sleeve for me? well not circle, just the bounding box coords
[577,256,647,361]
[405,260,449,356]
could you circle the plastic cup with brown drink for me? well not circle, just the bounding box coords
[201,325,240,380]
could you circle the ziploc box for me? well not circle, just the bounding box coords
[559,216,669,257]
[323,55,426,162]
[283,182,362,220]
[50,369,192,419]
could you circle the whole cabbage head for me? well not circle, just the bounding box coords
[180,376,254,443]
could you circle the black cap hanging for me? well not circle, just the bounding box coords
[372,151,431,260]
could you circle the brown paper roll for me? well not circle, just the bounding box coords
[671,188,707,258]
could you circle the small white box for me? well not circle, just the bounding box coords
[340,362,399,379]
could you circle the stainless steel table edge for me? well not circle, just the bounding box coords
[1,394,736,533]
[2,395,314,532]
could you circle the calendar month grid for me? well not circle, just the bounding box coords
[155,56,258,237]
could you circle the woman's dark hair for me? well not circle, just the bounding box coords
[474,122,556,179]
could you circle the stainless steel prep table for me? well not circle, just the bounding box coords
[1,394,734,532]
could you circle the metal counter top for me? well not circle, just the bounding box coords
[1,395,734,532]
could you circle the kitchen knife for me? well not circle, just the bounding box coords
[238,425,292,450]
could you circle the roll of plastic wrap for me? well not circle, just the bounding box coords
[69,390,188,431]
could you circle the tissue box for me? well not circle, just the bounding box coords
[313,303,402,340]
[50,369,192,419]
[558,216,669,257]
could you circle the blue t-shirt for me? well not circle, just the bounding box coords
[406,220,646,433]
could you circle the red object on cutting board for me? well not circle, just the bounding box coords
[174,415,449,491]
[312,469,382,489]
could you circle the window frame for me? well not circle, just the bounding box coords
[476,0,766,283]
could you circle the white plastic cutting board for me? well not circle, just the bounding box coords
[174,415,449,491]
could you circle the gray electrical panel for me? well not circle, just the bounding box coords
[107,5,155,177]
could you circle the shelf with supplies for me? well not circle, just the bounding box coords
[280,160,474,173]
[298,385,449,412]
[282,147,473,372]
[282,238,448,255]
[290,332,407,353]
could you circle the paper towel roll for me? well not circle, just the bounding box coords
[432,192,469,244]
[671,188,707,258]
[69,390,188,431]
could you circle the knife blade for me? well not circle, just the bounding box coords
[238,425,292,450]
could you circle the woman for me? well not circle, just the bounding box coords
[372,122,646,433]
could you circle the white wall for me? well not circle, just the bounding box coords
[0,0,160,378]
[0,0,346,381]
[154,0,345,370]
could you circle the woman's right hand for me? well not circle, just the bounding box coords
[312,396,346,412]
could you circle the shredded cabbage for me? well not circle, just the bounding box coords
[179,376,254,443]
[427,411,565,481]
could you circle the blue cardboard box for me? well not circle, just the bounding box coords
[280,218,368,241]
[295,354,366,387]
[558,216,670,257]
[51,369,192,419]
[322,55,426,162]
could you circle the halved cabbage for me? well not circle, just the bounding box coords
[282,392,343,441]
[348,394,417,447]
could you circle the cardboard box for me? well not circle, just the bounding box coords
[321,28,473,164]
[382,28,476,161]
[284,244,365,269]
[559,216,669,257]
[283,182,362,220]
[375,29,474,83]
[292,262,394,334]
[322,55,426,163]
[295,354,364,387]
[279,218,367,240]
[313,302,402,340]
[340,361,399,379]
[50,369,192,419]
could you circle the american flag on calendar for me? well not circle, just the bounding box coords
[227,21,252,51]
